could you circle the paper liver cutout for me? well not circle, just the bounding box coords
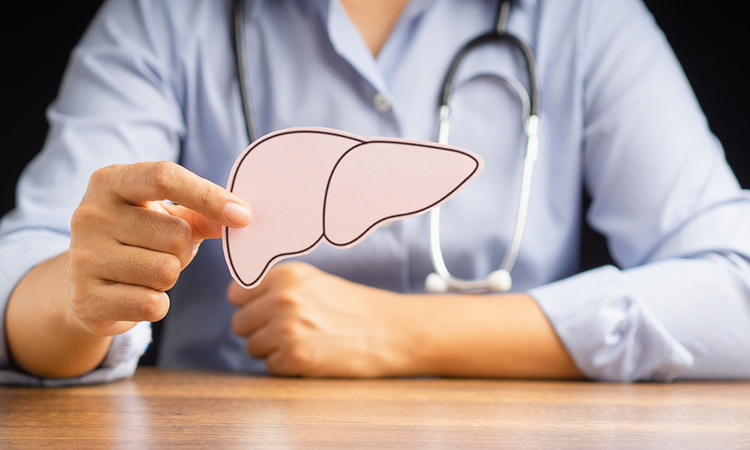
[223,127,484,288]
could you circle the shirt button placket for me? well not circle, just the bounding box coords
[371,92,394,228]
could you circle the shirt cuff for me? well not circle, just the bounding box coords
[529,265,694,382]
[0,229,151,386]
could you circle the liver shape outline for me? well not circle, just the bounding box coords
[223,127,484,288]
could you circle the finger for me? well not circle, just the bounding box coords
[231,298,271,336]
[161,202,223,241]
[105,161,251,228]
[226,280,270,306]
[86,243,182,292]
[265,349,303,377]
[114,205,194,267]
[245,324,281,359]
[72,281,170,326]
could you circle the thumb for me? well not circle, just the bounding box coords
[161,201,245,243]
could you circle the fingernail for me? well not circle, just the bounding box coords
[225,202,251,226]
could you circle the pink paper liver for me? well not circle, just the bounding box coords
[223,127,483,288]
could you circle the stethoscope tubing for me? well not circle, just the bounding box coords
[426,0,539,293]
[439,30,538,117]
[233,0,256,143]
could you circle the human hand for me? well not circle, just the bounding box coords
[228,262,415,377]
[68,161,251,336]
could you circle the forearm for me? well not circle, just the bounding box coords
[5,252,112,378]
[399,293,582,379]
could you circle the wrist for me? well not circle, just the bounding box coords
[7,252,113,378]
[396,293,583,379]
[376,293,439,377]
[49,288,114,376]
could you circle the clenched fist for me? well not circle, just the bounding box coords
[228,262,416,377]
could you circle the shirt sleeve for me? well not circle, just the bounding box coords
[530,0,750,382]
[0,0,184,385]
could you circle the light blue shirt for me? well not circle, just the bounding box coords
[2,0,750,385]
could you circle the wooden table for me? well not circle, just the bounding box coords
[1,368,749,449]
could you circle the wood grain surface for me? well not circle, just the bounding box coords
[1,368,749,449]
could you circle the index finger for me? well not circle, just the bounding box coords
[108,161,251,228]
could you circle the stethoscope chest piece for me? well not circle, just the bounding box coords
[425,268,512,294]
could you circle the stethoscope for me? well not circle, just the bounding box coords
[232,0,539,294]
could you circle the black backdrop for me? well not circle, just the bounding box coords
[1,2,748,269]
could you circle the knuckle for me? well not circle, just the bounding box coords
[197,184,219,215]
[244,338,254,356]
[276,321,299,339]
[140,291,168,321]
[266,347,307,377]
[272,262,315,286]
[274,264,299,281]
[69,208,86,232]
[147,161,180,193]
[68,250,101,285]
[245,338,263,358]
[165,217,193,255]
[87,165,122,199]
[271,293,300,312]
[265,357,283,375]
[152,254,181,289]
[267,360,294,377]
[68,248,93,271]
[226,287,243,306]
[70,205,102,234]
[231,313,244,335]
[285,345,312,368]
[88,165,113,188]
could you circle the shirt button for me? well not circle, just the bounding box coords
[372,92,391,113]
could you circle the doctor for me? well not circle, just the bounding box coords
[2,0,749,385]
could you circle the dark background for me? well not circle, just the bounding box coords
[1,2,748,364]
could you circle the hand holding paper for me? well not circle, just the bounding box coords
[223,127,484,288]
